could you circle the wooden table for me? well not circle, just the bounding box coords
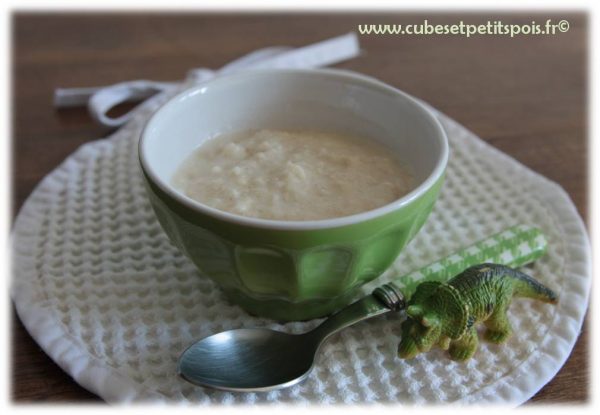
[12,12,588,403]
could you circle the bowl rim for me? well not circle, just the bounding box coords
[139,68,449,231]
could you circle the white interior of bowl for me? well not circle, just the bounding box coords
[139,69,448,230]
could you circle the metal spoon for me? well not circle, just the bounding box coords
[177,225,547,392]
[178,284,403,392]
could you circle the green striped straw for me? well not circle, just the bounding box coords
[395,225,548,298]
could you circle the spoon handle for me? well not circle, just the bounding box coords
[392,224,547,298]
[310,225,547,341]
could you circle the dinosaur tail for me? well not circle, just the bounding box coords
[509,269,558,304]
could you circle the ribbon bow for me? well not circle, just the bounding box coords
[53,33,360,128]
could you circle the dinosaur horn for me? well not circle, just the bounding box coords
[406,305,423,319]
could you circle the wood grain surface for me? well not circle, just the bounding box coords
[11,12,588,404]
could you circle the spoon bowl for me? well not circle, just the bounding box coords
[178,328,319,391]
[177,290,398,391]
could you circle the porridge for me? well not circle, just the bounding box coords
[172,129,413,221]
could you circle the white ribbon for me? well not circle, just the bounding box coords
[54,33,361,128]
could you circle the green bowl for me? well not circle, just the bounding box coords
[139,69,448,321]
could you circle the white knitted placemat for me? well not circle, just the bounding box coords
[11,87,590,405]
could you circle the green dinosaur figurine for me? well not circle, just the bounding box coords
[397,263,558,361]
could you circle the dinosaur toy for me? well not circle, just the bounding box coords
[397,263,558,361]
